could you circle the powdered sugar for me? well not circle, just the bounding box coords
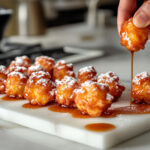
[79,66,96,74]
[15,56,30,66]
[0,65,7,74]
[9,66,27,74]
[36,78,49,86]
[133,72,149,84]
[106,93,114,101]
[121,32,132,48]
[98,71,119,83]
[30,71,50,79]
[81,80,108,91]
[28,65,44,73]
[57,76,77,87]
[8,71,27,79]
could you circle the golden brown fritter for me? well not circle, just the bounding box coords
[53,60,75,81]
[24,71,55,105]
[35,56,55,74]
[132,72,150,104]
[120,18,149,52]
[5,71,28,98]
[98,71,125,101]
[8,56,31,72]
[0,65,8,94]
[74,81,113,117]
[78,66,97,84]
[56,76,78,107]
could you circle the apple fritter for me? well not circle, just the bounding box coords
[98,71,125,101]
[53,60,75,81]
[56,76,78,107]
[74,81,113,117]
[132,72,150,104]
[24,71,55,105]
[5,71,28,98]
[120,18,149,52]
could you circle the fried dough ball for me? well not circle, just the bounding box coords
[28,64,46,76]
[0,65,8,94]
[120,18,149,52]
[97,71,125,101]
[5,72,28,98]
[78,66,97,84]
[56,76,78,107]
[24,71,55,106]
[8,56,31,72]
[74,81,114,117]
[53,60,75,81]
[8,66,28,76]
[35,56,55,74]
[132,72,150,104]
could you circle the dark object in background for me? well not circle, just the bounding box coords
[46,2,119,28]
[0,8,12,41]
[46,8,87,27]
[0,42,75,66]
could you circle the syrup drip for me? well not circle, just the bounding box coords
[130,52,134,105]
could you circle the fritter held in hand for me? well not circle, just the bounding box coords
[5,71,28,98]
[98,71,125,101]
[78,66,97,84]
[0,65,8,94]
[35,56,55,74]
[74,81,114,117]
[120,18,149,52]
[53,60,75,81]
[132,72,150,104]
[56,76,78,107]
[24,71,55,106]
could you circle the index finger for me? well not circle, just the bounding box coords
[117,0,137,34]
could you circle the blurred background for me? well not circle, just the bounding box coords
[0,0,119,64]
[0,0,118,36]
[0,0,149,81]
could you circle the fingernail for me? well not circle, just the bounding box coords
[133,11,149,28]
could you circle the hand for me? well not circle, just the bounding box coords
[117,0,150,33]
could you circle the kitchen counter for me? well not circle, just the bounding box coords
[2,22,150,150]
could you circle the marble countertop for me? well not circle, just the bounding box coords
[2,22,150,150]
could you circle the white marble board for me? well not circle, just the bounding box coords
[0,82,150,149]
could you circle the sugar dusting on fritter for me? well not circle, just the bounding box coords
[133,72,149,85]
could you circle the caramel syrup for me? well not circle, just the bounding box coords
[22,103,43,109]
[49,103,150,119]
[102,104,150,118]
[1,95,25,101]
[130,52,134,105]
[48,105,92,119]
[85,123,115,132]
[22,102,52,109]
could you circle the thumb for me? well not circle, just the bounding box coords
[133,0,150,28]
